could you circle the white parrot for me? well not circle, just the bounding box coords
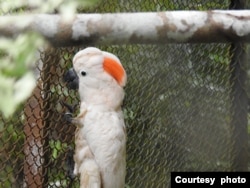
[71,47,127,188]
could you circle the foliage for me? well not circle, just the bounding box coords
[0,0,99,14]
[0,0,99,118]
[0,33,43,117]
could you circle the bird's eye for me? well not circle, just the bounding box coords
[81,71,87,76]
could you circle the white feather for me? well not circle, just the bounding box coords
[72,47,126,188]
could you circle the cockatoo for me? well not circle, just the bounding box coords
[70,47,127,188]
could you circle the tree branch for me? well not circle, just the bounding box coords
[1,11,250,46]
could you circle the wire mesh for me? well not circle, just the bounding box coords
[0,0,250,188]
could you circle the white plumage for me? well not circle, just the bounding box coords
[72,47,127,188]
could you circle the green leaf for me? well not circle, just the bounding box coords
[0,73,36,118]
[13,72,36,105]
[0,75,15,117]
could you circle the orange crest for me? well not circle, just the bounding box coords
[103,57,126,87]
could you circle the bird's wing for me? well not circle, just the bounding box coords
[75,128,102,188]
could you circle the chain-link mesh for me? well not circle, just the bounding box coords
[1,1,250,188]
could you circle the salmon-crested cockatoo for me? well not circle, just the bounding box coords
[71,47,127,188]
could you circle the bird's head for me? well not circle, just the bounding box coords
[72,47,127,109]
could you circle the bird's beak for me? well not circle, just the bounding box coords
[63,68,79,90]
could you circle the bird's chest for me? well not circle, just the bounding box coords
[82,110,125,141]
[80,110,126,163]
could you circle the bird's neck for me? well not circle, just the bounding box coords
[79,85,124,112]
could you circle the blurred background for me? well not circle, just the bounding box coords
[0,0,249,187]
